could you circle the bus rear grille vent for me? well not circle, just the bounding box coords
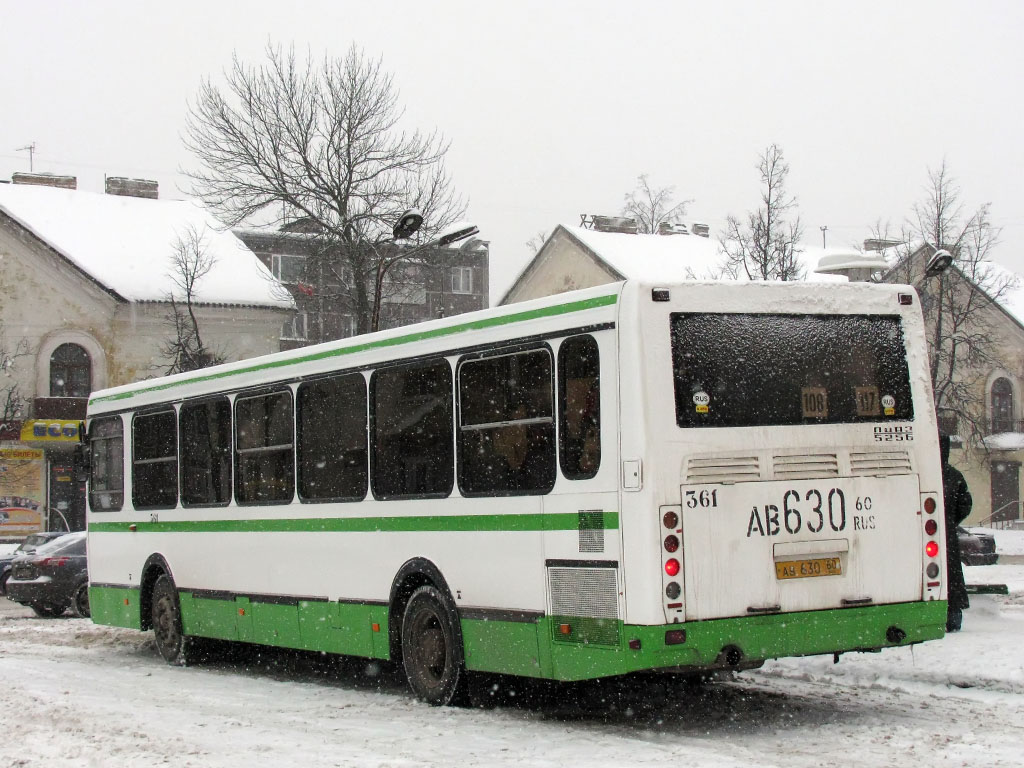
[578,511,605,553]
[686,456,761,484]
[773,453,839,479]
[548,566,620,646]
[850,450,912,476]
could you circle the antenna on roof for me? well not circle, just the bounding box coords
[16,142,36,172]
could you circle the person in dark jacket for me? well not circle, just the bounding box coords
[941,436,972,631]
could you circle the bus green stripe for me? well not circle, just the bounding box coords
[88,511,619,535]
[89,292,619,405]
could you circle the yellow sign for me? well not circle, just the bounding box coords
[19,419,81,444]
[0,447,45,534]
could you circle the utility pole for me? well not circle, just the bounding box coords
[16,142,36,172]
[819,225,828,248]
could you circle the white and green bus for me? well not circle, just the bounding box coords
[86,279,948,704]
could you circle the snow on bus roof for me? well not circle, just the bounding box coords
[0,183,292,308]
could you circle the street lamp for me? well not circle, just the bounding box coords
[372,216,480,332]
[918,245,954,388]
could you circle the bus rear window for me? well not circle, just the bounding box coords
[670,313,914,428]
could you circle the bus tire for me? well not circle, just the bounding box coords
[151,574,192,666]
[401,585,467,706]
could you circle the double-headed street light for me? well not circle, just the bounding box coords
[372,212,480,332]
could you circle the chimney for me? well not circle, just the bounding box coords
[580,214,638,234]
[691,223,710,238]
[105,176,158,199]
[863,238,902,252]
[12,172,77,190]
[658,221,689,236]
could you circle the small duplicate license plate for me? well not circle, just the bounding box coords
[775,557,842,580]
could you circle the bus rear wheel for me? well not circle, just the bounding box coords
[152,574,192,665]
[401,585,466,706]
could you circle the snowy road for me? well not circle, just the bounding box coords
[2,588,1023,768]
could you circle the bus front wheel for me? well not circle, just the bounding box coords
[401,585,466,706]
[152,574,192,665]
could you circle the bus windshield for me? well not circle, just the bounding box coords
[670,313,914,428]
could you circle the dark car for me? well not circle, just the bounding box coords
[958,526,998,566]
[5,532,89,617]
[0,531,71,595]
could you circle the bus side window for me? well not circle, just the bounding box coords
[132,410,178,509]
[371,359,454,500]
[297,373,368,502]
[457,348,556,496]
[558,335,600,480]
[180,398,232,506]
[235,391,295,504]
[89,416,124,511]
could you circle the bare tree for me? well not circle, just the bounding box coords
[621,174,692,234]
[526,230,550,256]
[720,144,804,281]
[0,327,30,435]
[184,43,465,339]
[161,226,225,374]
[884,161,1016,446]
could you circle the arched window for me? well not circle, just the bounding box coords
[49,343,91,398]
[991,377,1014,434]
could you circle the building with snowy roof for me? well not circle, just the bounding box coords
[880,242,1024,529]
[0,173,293,532]
[502,219,1024,529]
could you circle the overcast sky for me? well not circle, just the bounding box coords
[2,0,1022,300]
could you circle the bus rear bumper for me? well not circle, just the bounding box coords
[510,600,947,682]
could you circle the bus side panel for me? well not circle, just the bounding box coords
[462,617,546,678]
[88,585,141,629]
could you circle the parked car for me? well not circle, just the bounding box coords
[0,531,71,595]
[957,526,998,566]
[4,531,89,617]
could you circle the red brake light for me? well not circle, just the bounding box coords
[664,558,680,576]
[39,557,69,567]
[924,519,938,536]
[664,535,679,553]
[924,497,936,514]
[925,541,939,558]
[663,510,679,529]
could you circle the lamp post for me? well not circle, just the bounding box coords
[371,217,480,332]
[920,245,954,388]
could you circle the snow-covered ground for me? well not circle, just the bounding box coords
[1,557,1023,767]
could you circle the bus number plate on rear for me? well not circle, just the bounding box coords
[775,557,842,580]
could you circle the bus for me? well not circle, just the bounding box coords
[85,279,948,705]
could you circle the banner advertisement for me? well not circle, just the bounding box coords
[0,447,45,535]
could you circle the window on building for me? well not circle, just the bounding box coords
[297,374,368,501]
[180,398,232,506]
[50,343,91,397]
[89,417,123,512]
[991,377,1015,433]
[558,335,601,480]
[457,348,555,496]
[235,391,295,504]
[282,312,308,341]
[371,360,453,499]
[132,410,178,509]
[271,253,307,284]
[450,267,473,294]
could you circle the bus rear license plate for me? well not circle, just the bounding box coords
[775,557,842,580]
